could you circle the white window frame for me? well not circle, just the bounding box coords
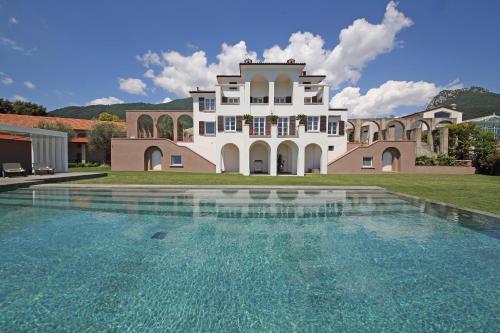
[171,155,183,166]
[224,97,239,105]
[224,116,236,132]
[278,117,289,136]
[307,116,319,132]
[204,98,215,111]
[275,97,286,104]
[328,117,338,135]
[253,117,265,136]
[362,157,373,168]
[252,97,264,104]
[205,122,216,136]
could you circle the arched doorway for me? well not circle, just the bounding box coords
[249,141,270,174]
[277,141,298,174]
[157,115,174,140]
[177,115,193,142]
[137,115,154,138]
[144,146,163,171]
[305,144,322,173]
[382,147,401,172]
[221,144,240,173]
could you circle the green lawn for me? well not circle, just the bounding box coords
[67,167,500,214]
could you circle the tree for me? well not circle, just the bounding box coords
[87,122,126,164]
[96,112,121,122]
[0,99,14,114]
[13,101,47,116]
[448,123,497,173]
[35,120,76,138]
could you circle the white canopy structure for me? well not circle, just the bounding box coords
[0,124,68,172]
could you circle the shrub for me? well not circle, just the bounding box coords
[486,153,500,176]
[415,155,437,166]
[436,154,457,166]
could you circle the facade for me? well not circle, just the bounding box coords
[464,113,500,139]
[0,114,124,164]
[111,60,470,175]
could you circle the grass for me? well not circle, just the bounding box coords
[67,166,500,215]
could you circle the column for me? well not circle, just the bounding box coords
[439,127,449,155]
[320,146,328,174]
[50,136,56,168]
[269,81,275,108]
[81,144,87,163]
[387,127,396,141]
[44,136,49,165]
[297,144,305,176]
[63,135,68,172]
[30,135,36,174]
[428,131,434,153]
[241,126,250,176]
[270,143,277,176]
[173,116,178,142]
[354,124,361,143]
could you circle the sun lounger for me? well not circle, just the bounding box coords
[2,163,27,177]
[33,163,55,175]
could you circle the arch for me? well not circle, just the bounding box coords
[157,115,174,140]
[177,115,193,142]
[304,143,322,173]
[409,119,431,141]
[249,141,271,174]
[274,74,293,103]
[382,147,401,172]
[144,146,163,171]
[436,120,453,128]
[384,120,405,141]
[346,121,355,143]
[137,114,154,138]
[277,140,298,175]
[250,74,269,103]
[221,143,240,173]
[361,121,381,144]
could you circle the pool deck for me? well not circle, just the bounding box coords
[0,172,107,191]
[32,184,385,190]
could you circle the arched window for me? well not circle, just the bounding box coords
[137,115,154,138]
[157,115,174,140]
[177,115,193,142]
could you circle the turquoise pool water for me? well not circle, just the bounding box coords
[0,187,498,332]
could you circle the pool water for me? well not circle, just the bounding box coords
[0,188,498,332]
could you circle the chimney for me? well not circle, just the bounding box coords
[450,103,457,110]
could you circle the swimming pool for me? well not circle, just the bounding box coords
[0,187,498,332]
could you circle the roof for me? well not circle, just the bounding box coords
[0,133,29,141]
[400,106,460,119]
[188,90,216,94]
[0,113,124,131]
[329,108,348,111]
[239,62,306,66]
[464,113,500,122]
[300,75,326,78]
[70,137,88,143]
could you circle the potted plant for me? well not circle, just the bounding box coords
[243,114,253,124]
[296,114,307,125]
[269,114,279,124]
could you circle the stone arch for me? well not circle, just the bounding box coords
[436,120,453,128]
[346,121,356,143]
[156,115,174,140]
[250,74,269,103]
[277,140,298,175]
[361,121,381,144]
[274,74,293,103]
[305,143,322,173]
[144,146,163,171]
[137,114,154,138]
[177,115,193,142]
[409,119,431,141]
[382,147,401,172]
[221,143,240,173]
[249,141,271,174]
[384,120,405,140]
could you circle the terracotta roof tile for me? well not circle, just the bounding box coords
[0,134,30,141]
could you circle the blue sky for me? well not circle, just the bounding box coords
[0,0,499,117]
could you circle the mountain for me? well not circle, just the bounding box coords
[49,98,193,120]
[426,87,500,120]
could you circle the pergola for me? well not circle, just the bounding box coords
[0,124,68,173]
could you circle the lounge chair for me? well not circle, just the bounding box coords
[2,163,27,177]
[33,163,55,175]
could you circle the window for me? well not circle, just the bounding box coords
[205,122,215,135]
[362,157,373,168]
[328,145,334,151]
[224,116,236,132]
[227,97,239,104]
[328,116,339,135]
[304,97,312,104]
[229,81,238,90]
[204,98,215,111]
[275,97,286,104]
[171,155,182,166]
[307,116,319,131]
[278,117,289,136]
[304,82,311,91]
[251,97,264,104]
[253,117,265,136]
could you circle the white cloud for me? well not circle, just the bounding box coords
[330,80,441,118]
[13,95,28,102]
[118,77,147,95]
[136,1,411,97]
[0,36,35,55]
[87,96,124,106]
[0,72,13,85]
[8,17,18,25]
[263,1,412,87]
[162,97,172,103]
[23,81,35,89]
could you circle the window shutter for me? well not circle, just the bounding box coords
[286,96,292,104]
[320,116,327,132]
[265,116,271,136]
[236,116,243,132]
[339,121,345,135]
[199,97,204,111]
[222,96,228,104]
[312,95,318,103]
[218,116,224,132]
[289,116,296,136]
[263,96,269,103]
[199,121,205,135]
[249,118,253,135]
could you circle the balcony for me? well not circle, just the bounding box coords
[274,96,292,105]
[250,96,268,104]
